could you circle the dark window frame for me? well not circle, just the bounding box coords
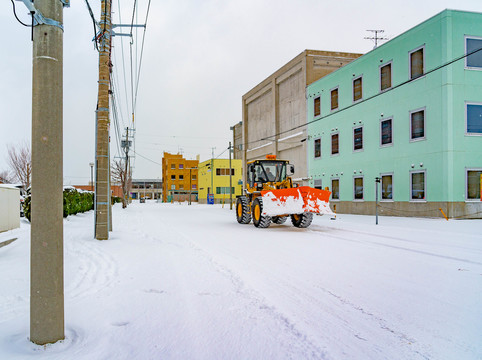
[314,137,322,159]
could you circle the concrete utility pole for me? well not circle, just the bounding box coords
[95,0,112,240]
[30,0,65,345]
[123,127,130,208]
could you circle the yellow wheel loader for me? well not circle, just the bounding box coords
[236,156,333,228]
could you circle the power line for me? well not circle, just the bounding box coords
[133,150,162,165]
[10,0,32,27]
[83,0,99,51]
[133,0,151,114]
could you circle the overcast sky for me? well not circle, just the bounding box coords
[0,0,480,183]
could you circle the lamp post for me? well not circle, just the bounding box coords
[375,177,381,225]
[89,162,94,192]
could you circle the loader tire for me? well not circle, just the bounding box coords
[252,198,271,228]
[291,213,313,228]
[272,216,288,224]
[236,196,252,224]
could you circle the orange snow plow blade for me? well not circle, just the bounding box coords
[260,186,333,217]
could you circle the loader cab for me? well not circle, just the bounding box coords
[247,160,293,188]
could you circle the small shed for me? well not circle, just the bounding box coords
[0,185,20,232]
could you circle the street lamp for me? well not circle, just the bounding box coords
[89,162,94,192]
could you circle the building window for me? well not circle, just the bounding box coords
[410,109,425,140]
[380,62,392,91]
[466,37,482,69]
[331,88,338,110]
[171,175,176,180]
[192,184,197,190]
[331,179,340,200]
[171,184,175,190]
[410,47,424,79]
[314,179,322,190]
[179,164,184,169]
[171,164,176,169]
[466,103,482,134]
[314,138,321,158]
[467,169,482,200]
[179,184,184,190]
[353,76,362,102]
[314,96,321,117]
[179,175,184,180]
[192,175,197,180]
[354,177,363,200]
[381,118,393,146]
[381,174,393,200]
[353,126,363,151]
[216,168,235,176]
[216,187,234,194]
[410,171,426,201]
[331,133,339,155]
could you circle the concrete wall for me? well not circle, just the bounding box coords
[0,186,20,232]
[242,50,362,188]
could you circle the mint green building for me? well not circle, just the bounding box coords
[307,10,482,218]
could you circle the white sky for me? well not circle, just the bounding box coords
[0,0,480,183]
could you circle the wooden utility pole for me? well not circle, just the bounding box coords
[30,0,65,345]
[123,127,129,208]
[95,0,112,240]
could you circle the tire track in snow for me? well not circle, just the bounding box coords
[172,231,330,360]
[309,226,482,266]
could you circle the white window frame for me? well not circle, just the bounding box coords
[379,61,393,92]
[409,45,425,80]
[353,125,363,152]
[331,132,340,156]
[465,101,482,136]
[465,35,482,70]
[380,172,394,202]
[466,167,482,201]
[353,175,364,202]
[410,170,426,202]
[314,137,322,159]
[380,117,393,147]
[331,177,340,201]
[409,107,426,142]
[330,86,339,111]
[352,75,363,103]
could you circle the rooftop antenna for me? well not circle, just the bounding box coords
[364,30,389,49]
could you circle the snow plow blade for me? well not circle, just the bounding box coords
[261,186,334,217]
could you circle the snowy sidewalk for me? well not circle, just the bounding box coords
[0,202,481,359]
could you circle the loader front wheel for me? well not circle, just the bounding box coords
[252,198,271,228]
[236,196,252,224]
[291,213,313,228]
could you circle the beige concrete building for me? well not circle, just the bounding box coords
[241,49,362,184]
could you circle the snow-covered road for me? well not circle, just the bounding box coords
[1,202,481,359]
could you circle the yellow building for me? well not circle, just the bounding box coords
[198,158,242,204]
[162,152,199,202]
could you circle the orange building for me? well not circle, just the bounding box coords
[162,152,199,202]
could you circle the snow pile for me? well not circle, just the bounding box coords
[0,202,481,360]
